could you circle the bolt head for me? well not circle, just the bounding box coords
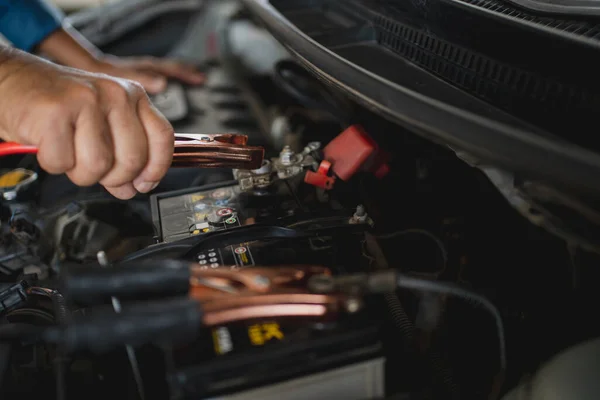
[305,142,321,152]
[2,191,16,201]
[279,146,295,165]
[345,298,362,313]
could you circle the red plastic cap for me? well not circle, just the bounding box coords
[323,125,376,181]
[323,125,390,181]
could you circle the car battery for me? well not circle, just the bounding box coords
[166,313,384,399]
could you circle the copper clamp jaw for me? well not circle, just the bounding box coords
[0,133,265,171]
[189,265,365,327]
[173,133,264,170]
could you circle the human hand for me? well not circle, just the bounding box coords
[36,28,205,95]
[0,48,174,199]
[92,55,205,94]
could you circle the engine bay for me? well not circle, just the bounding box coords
[1,1,600,399]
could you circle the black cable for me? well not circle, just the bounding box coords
[50,291,69,400]
[376,229,448,276]
[50,292,68,324]
[5,308,55,324]
[364,232,458,397]
[283,180,308,213]
[118,243,193,262]
[0,342,10,393]
[396,274,507,399]
[0,323,43,341]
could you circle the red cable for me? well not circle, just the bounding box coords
[0,142,38,157]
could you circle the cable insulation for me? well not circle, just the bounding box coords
[0,143,38,157]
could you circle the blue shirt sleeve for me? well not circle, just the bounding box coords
[0,0,64,52]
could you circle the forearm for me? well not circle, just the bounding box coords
[0,46,20,142]
[0,45,55,87]
[0,46,33,94]
[37,27,105,71]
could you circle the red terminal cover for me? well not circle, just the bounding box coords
[323,125,390,181]
[304,160,336,189]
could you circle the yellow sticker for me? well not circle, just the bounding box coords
[0,170,29,188]
[195,212,207,221]
[248,322,284,346]
[191,194,205,202]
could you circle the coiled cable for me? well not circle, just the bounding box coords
[384,292,461,398]
[396,274,506,400]
[369,229,458,396]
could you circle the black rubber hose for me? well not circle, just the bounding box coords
[42,298,202,353]
[60,260,191,304]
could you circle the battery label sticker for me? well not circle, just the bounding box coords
[195,213,207,222]
[194,203,208,211]
[211,188,232,199]
[234,246,246,254]
[248,322,284,346]
[212,326,233,355]
[216,208,234,217]
[231,244,254,267]
[191,194,205,202]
